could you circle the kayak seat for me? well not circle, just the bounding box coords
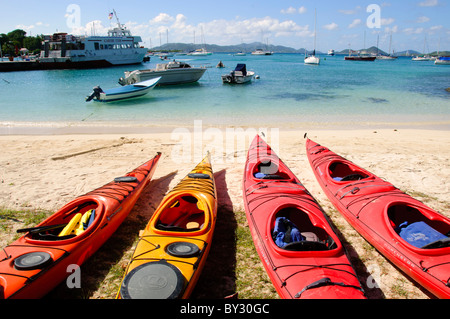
[388,204,450,249]
[156,196,205,232]
[329,162,368,182]
[272,210,330,251]
[254,160,290,180]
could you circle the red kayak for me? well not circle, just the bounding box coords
[306,138,450,299]
[0,153,161,299]
[243,135,366,299]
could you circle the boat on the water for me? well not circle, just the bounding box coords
[345,51,376,61]
[242,135,366,299]
[412,55,432,61]
[0,12,147,72]
[86,77,161,102]
[119,60,207,86]
[327,49,335,56]
[304,9,320,65]
[117,153,217,299]
[222,64,254,84]
[0,153,161,299]
[306,138,450,299]
[435,56,450,65]
[251,48,273,55]
[188,48,212,56]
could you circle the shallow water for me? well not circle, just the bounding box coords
[0,54,449,131]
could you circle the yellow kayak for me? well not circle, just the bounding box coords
[117,153,217,299]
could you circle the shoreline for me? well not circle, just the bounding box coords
[1,120,449,135]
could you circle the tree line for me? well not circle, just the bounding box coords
[0,29,42,56]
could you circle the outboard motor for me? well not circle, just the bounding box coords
[86,86,104,102]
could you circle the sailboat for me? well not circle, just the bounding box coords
[376,33,397,60]
[412,36,431,61]
[304,9,320,65]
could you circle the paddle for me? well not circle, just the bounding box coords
[17,223,68,234]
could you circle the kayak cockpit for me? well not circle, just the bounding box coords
[253,159,292,180]
[271,206,339,253]
[328,161,370,182]
[22,200,103,243]
[154,195,207,233]
[387,204,450,250]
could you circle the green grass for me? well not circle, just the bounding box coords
[0,208,50,242]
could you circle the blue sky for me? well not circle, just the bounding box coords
[0,0,448,52]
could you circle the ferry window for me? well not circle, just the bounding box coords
[94,42,100,50]
[100,44,104,50]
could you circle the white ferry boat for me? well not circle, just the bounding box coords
[0,13,147,72]
[39,24,147,69]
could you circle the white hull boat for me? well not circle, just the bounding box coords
[86,77,161,102]
[119,61,207,86]
[304,55,320,65]
[435,57,450,65]
[304,10,320,65]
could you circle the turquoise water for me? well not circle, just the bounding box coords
[0,54,449,131]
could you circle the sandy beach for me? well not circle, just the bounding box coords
[0,127,449,299]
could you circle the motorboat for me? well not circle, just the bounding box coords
[86,77,161,102]
[435,56,450,65]
[327,49,335,56]
[222,64,254,84]
[119,60,207,86]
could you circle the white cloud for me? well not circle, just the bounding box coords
[132,13,314,46]
[281,6,307,14]
[381,18,395,26]
[418,0,439,6]
[67,20,108,36]
[403,27,424,34]
[348,19,362,29]
[385,25,399,33]
[430,25,443,31]
[149,13,174,25]
[339,6,361,15]
[416,16,430,23]
[323,22,339,31]
[281,7,297,14]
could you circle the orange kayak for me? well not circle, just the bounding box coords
[117,153,217,299]
[0,153,161,299]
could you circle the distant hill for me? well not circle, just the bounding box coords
[336,46,388,56]
[151,42,313,54]
[151,42,446,56]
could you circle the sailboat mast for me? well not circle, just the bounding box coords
[313,9,317,54]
